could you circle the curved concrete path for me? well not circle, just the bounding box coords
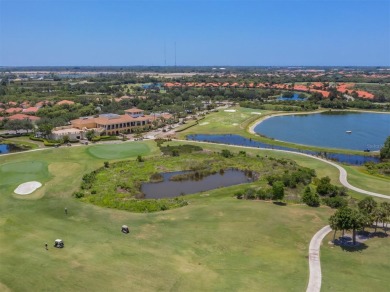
[306,225,332,292]
[175,139,389,199]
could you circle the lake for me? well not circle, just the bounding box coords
[141,169,253,199]
[254,112,390,151]
[187,134,380,165]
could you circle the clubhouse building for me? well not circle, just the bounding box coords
[50,108,172,140]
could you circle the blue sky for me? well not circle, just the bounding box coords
[0,0,389,66]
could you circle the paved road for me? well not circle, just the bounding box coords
[306,225,332,292]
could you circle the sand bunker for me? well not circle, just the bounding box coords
[224,109,236,112]
[14,181,42,195]
[232,123,238,126]
[199,122,209,125]
[251,112,262,115]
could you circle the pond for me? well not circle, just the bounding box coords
[0,144,25,155]
[277,93,307,101]
[254,112,390,151]
[186,134,380,165]
[141,169,254,199]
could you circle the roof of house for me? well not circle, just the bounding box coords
[57,100,75,105]
[124,108,144,113]
[8,114,40,121]
[5,107,23,114]
[22,107,39,114]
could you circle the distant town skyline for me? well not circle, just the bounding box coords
[0,0,389,66]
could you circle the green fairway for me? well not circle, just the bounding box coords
[321,231,390,292]
[176,107,274,137]
[0,140,389,291]
[87,142,152,159]
[0,160,50,186]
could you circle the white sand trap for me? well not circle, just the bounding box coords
[251,112,262,115]
[14,181,42,195]
[232,123,238,126]
[224,109,236,112]
[199,122,209,125]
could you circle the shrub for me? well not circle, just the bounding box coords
[256,188,272,200]
[136,155,144,162]
[73,191,85,198]
[220,149,233,158]
[302,186,320,207]
[323,196,348,209]
[235,191,244,199]
[272,181,285,201]
[104,161,109,168]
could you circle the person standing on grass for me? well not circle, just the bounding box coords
[65,207,68,215]
[45,243,48,250]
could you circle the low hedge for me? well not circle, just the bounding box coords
[91,135,119,142]
[0,133,29,138]
[29,135,62,147]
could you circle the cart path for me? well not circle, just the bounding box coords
[306,225,332,292]
[175,139,390,199]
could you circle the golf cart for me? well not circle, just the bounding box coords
[54,239,64,248]
[121,225,130,234]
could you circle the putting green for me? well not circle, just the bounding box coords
[0,161,50,186]
[86,142,151,159]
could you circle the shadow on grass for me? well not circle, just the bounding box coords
[339,242,368,252]
[273,202,287,206]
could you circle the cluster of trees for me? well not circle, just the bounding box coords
[3,119,34,134]
[329,197,390,245]
[380,136,390,160]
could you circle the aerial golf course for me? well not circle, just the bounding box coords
[0,108,389,291]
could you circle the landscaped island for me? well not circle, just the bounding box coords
[75,142,316,212]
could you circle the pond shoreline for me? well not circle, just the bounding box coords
[248,109,389,153]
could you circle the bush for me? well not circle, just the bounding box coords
[256,188,272,200]
[73,191,85,198]
[323,196,348,209]
[220,149,233,158]
[302,186,320,207]
[272,181,285,201]
[235,191,244,199]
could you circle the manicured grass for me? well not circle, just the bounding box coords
[321,231,390,292]
[0,139,389,291]
[87,142,154,159]
[343,165,390,195]
[0,160,50,187]
[177,107,274,137]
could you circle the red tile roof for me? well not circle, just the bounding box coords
[5,107,23,114]
[22,107,39,114]
[8,114,40,121]
[57,100,75,105]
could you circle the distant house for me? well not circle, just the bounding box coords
[35,101,50,108]
[7,114,40,121]
[5,107,23,114]
[56,100,75,106]
[22,107,39,114]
